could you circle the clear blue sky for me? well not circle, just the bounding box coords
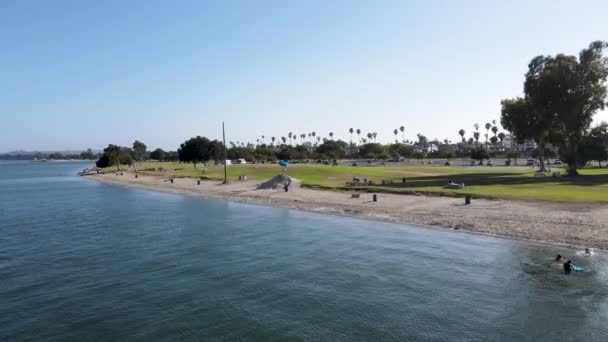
[1,0,607,152]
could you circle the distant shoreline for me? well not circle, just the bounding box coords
[85,171,608,250]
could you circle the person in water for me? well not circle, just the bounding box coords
[555,254,562,261]
[584,248,591,255]
[563,260,573,274]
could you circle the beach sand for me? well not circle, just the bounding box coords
[88,172,608,249]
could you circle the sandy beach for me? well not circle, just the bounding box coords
[87,172,608,249]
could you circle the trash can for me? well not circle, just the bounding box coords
[373,194,377,202]
[465,195,471,205]
[197,180,200,185]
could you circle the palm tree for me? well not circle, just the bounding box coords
[271,137,276,146]
[329,132,334,140]
[491,126,498,137]
[484,123,491,145]
[316,136,321,144]
[281,136,286,144]
[256,138,260,146]
[372,132,378,142]
[498,132,506,150]
[362,138,367,144]
[312,131,316,141]
[399,126,405,142]
[261,135,265,144]
[349,128,354,144]
[458,129,466,143]
[288,132,293,145]
[356,129,361,144]
[367,132,372,142]
[473,132,480,145]
[393,129,398,143]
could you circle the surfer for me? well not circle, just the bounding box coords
[555,254,562,262]
[563,260,573,274]
[584,248,591,255]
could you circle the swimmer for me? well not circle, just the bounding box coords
[563,260,573,274]
[555,254,562,261]
[584,248,591,255]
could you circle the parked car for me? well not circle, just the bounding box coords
[526,159,537,166]
[553,160,563,165]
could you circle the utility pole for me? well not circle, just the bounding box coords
[222,121,228,184]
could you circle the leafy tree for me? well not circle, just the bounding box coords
[500,97,553,171]
[315,140,347,159]
[578,135,608,167]
[132,140,147,162]
[387,143,412,159]
[80,148,96,160]
[470,148,489,164]
[149,148,167,161]
[504,41,608,175]
[178,136,211,168]
[358,143,387,159]
[208,140,225,164]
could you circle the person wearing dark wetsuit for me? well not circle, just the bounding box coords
[563,260,573,274]
[555,254,562,262]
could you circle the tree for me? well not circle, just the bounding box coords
[358,143,387,159]
[491,126,498,137]
[507,151,521,165]
[132,140,147,164]
[490,136,498,148]
[473,131,480,145]
[315,140,348,159]
[500,97,552,171]
[349,128,354,144]
[281,136,287,145]
[484,123,491,145]
[178,136,212,168]
[470,148,489,164]
[288,132,293,145]
[329,132,334,140]
[458,129,465,143]
[271,137,276,146]
[497,132,506,150]
[96,144,132,170]
[149,148,167,161]
[356,129,361,144]
[505,41,608,176]
[80,148,96,160]
[387,143,412,159]
[400,125,405,142]
[393,129,398,143]
[578,135,608,167]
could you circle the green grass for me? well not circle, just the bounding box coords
[106,162,608,203]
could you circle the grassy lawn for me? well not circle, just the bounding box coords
[107,162,608,203]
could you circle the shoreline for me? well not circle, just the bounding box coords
[86,172,608,250]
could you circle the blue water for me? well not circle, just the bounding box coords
[1,160,608,341]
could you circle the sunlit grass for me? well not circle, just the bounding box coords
[104,162,608,203]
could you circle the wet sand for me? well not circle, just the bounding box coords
[88,172,608,249]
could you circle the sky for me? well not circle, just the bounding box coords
[1,0,607,152]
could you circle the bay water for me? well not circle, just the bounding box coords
[1,161,607,341]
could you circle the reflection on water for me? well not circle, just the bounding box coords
[0,161,607,341]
